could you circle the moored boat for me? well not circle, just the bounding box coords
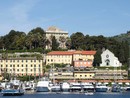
[61,82,70,92]
[81,82,95,92]
[36,78,51,92]
[1,89,24,96]
[111,83,121,92]
[1,79,24,96]
[95,83,108,92]
[51,84,61,92]
[70,82,82,92]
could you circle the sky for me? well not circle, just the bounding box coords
[0,0,130,37]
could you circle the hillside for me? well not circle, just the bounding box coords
[112,31,130,44]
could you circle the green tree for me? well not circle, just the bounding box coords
[66,37,71,49]
[93,49,102,67]
[3,30,26,50]
[0,36,4,50]
[52,36,59,50]
[27,27,46,49]
[70,32,85,50]
[25,34,33,50]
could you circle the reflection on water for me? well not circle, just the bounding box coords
[0,92,130,98]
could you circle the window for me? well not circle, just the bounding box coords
[106,54,109,58]
[26,60,28,62]
[6,65,8,67]
[34,65,36,67]
[26,65,27,67]
[17,65,19,67]
[10,65,12,67]
[17,69,19,71]
[13,65,15,67]
[22,65,23,67]
[80,75,82,77]
[31,65,32,67]
[17,60,19,62]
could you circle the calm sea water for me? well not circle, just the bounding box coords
[0,92,130,98]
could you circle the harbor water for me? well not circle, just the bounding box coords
[0,92,130,98]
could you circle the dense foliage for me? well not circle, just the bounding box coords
[70,32,129,66]
[0,27,129,66]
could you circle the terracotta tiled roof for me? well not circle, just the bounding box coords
[47,51,73,55]
[81,51,96,55]
[47,51,96,55]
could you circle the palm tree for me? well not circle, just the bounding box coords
[25,35,33,50]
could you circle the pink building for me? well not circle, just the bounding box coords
[74,60,93,68]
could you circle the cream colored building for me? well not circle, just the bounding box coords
[0,58,43,76]
[74,71,95,79]
[49,71,74,80]
[94,69,128,79]
[45,26,68,49]
[46,50,96,65]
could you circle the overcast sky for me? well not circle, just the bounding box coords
[0,0,130,37]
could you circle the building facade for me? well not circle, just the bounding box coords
[45,26,68,49]
[74,71,95,79]
[74,60,93,68]
[94,69,128,80]
[46,50,96,65]
[100,49,122,67]
[0,58,43,76]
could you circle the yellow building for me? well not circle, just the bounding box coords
[74,71,95,79]
[46,50,96,65]
[0,58,43,76]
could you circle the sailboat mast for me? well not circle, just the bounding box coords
[52,64,55,84]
